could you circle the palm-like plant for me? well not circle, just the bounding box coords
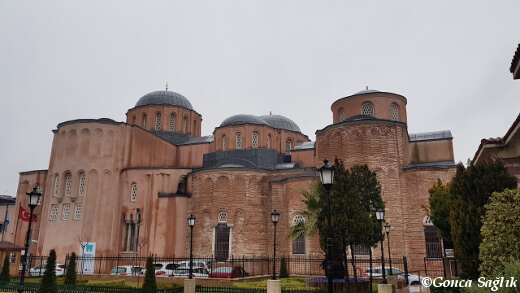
[286,180,323,240]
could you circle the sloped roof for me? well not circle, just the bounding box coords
[0,241,23,251]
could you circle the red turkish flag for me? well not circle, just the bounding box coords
[19,207,37,222]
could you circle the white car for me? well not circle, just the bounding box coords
[140,262,179,276]
[177,260,212,272]
[29,264,67,276]
[171,267,209,278]
[362,267,423,285]
[110,265,144,276]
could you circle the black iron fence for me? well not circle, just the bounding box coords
[424,257,458,278]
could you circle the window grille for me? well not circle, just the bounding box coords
[143,115,147,129]
[215,223,230,261]
[218,212,228,223]
[78,173,85,196]
[424,226,443,258]
[183,117,187,133]
[169,114,175,131]
[351,245,370,256]
[130,184,137,202]
[50,204,59,221]
[53,176,59,197]
[222,135,227,151]
[390,104,399,121]
[74,204,83,220]
[65,174,72,197]
[293,235,306,255]
[236,133,242,149]
[293,215,305,224]
[62,204,70,221]
[286,140,292,155]
[155,113,162,130]
[361,103,374,116]
[252,132,259,148]
[267,135,271,149]
[340,108,346,121]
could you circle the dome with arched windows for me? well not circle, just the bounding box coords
[220,114,269,127]
[260,114,301,133]
[135,90,194,110]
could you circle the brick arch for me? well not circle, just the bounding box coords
[215,176,230,196]
[232,175,246,195]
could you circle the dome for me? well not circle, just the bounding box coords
[354,89,380,95]
[260,114,301,133]
[220,114,269,127]
[135,90,193,110]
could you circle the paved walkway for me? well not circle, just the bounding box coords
[397,285,430,293]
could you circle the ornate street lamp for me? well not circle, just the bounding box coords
[18,187,42,293]
[384,223,392,275]
[318,159,334,293]
[271,210,280,280]
[375,208,386,284]
[188,214,196,279]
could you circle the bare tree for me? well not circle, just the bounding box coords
[136,236,149,287]
[77,234,91,279]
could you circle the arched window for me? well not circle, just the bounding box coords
[339,108,346,122]
[130,183,137,202]
[218,212,228,223]
[252,132,259,148]
[267,134,271,149]
[155,113,162,130]
[143,115,147,129]
[285,140,292,155]
[53,176,59,197]
[132,116,136,124]
[390,103,399,121]
[292,215,306,255]
[183,117,187,133]
[193,120,197,136]
[236,133,242,149]
[65,173,72,197]
[78,172,86,196]
[169,114,176,131]
[361,103,374,116]
[222,135,227,151]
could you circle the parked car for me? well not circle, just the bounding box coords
[110,266,144,276]
[209,266,248,278]
[177,260,212,272]
[155,262,179,276]
[29,264,67,276]
[362,267,423,285]
[171,267,209,278]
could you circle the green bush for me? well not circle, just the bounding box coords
[39,249,57,293]
[279,256,289,278]
[0,256,10,282]
[64,252,77,284]
[142,256,157,290]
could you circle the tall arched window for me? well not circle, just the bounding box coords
[252,132,259,148]
[215,212,230,261]
[292,215,306,255]
[222,135,227,151]
[183,117,187,133]
[361,103,374,116]
[143,115,147,129]
[78,172,86,196]
[130,183,137,202]
[267,134,271,149]
[155,113,162,130]
[169,114,176,131]
[339,108,346,122]
[193,120,197,136]
[65,173,72,197]
[236,133,242,149]
[390,103,399,121]
[53,176,59,197]
[285,140,292,155]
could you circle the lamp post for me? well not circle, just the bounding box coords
[18,187,42,293]
[384,223,392,275]
[271,210,280,280]
[188,214,196,279]
[318,159,334,293]
[375,208,386,284]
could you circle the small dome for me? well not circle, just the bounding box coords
[260,114,301,133]
[344,114,379,122]
[135,90,193,110]
[354,89,380,95]
[220,114,269,127]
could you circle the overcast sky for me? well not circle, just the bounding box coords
[1,1,519,197]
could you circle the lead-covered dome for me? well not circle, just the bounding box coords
[260,114,301,132]
[220,114,269,127]
[135,90,193,110]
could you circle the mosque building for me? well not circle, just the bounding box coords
[10,87,456,272]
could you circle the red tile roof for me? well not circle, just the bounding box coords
[0,241,24,251]
[474,113,520,163]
